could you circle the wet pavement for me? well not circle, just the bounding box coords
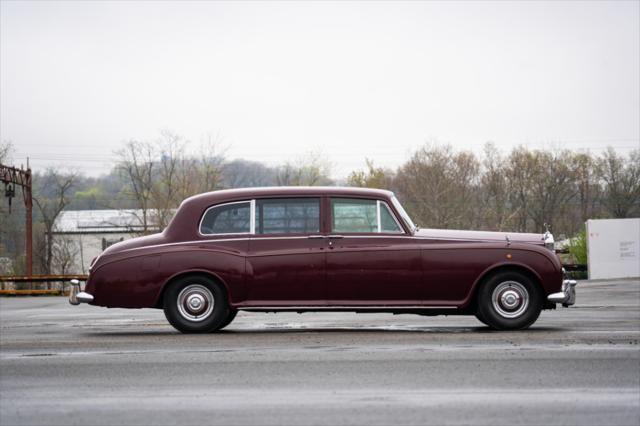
[1,278,639,425]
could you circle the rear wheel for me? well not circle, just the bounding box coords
[163,275,229,333]
[476,270,542,330]
[217,309,238,331]
[474,309,490,327]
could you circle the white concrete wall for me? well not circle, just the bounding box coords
[587,218,640,280]
[52,233,133,274]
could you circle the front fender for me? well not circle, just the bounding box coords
[458,258,562,309]
[421,243,563,308]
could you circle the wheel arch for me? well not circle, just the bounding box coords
[463,262,543,311]
[154,269,232,308]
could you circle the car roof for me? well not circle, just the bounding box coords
[184,186,395,204]
[164,186,397,240]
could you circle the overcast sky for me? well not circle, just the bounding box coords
[1,0,639,177]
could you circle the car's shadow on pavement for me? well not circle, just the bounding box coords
[84,326,568,337]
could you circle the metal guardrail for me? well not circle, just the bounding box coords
[0,289,67,296]
[0,274,89,282]
[0,275,89,294]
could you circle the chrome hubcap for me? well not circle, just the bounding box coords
[492,281,529,319]
[177,284,214,322]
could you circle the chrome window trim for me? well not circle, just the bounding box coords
[330,197,405,235]
[391,195,416,233]
[198,200,253,237]
[379,200,404,234]
[250,199,256,234]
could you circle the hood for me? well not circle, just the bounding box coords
[415,228,545,245]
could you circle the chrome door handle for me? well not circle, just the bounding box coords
[327,235,344,239]
[308,235,326,239]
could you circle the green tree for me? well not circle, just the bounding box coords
[347,159,394,189]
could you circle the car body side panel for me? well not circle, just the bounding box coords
[86,240,248,308]
[244,236,327,306]
[420,241,563,305]
[325,236,423,305]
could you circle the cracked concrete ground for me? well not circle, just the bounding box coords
[1,278,639,425]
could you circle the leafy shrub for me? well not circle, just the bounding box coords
[568,230,588,265]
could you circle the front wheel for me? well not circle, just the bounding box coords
[163,275,230,333]
[476,271,542,330]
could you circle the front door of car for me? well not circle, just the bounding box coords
[325,198,423,305]
[245,197,326,306]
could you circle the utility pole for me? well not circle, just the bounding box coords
[1,163,33,277]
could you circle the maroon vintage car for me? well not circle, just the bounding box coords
[69,187,577,332]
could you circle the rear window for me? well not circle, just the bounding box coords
[200,201,251,235]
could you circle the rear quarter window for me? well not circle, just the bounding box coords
[200,201,251,235]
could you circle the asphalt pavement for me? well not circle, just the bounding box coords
[1,278,639,426]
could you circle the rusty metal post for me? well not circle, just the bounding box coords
[25,168,33,287]
[1,163,33,287]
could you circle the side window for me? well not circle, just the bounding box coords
[331,198,404,234]
[255,198,320,234]
[380,203,403,233]
[331,198,377,233]
[200,201,251,235]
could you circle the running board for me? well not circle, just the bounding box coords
[238,305,458,312]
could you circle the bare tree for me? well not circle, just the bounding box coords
[115,140,155,233]
[152,131,188,229]
[33,169,78,276]
[395,144,479,229]
[478,143,511,231]
[568,152,601,231]
[0,141,13,163]
[52,234,80,275]
[222,159,275,188]
[197,132,227,193]
[116,131,227,231]
[528,149,577,233]
[276,151,333,186]
[275,162,299,186]
[598,148,640,218]
[504,147,537,232]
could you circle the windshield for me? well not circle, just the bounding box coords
[391,195,417,232]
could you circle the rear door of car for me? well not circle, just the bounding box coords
[325,197,423,305]
[245,197,327,306]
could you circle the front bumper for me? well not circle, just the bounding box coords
[547,279,578,307]
[69,279,94,305]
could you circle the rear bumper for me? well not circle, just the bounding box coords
[69,279,94,305]
[547,279,577,307]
